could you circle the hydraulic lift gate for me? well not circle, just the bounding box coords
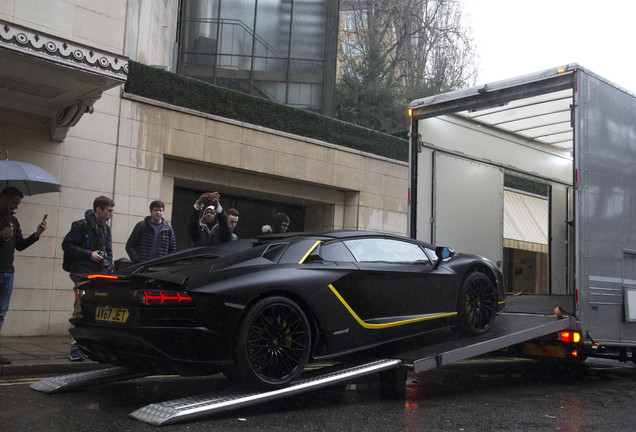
[400,313,575,373]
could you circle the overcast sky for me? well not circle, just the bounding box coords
[462,0,636,92]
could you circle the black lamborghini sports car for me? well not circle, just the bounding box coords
[70,231,505,389]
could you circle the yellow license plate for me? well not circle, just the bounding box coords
[95,306,130,323]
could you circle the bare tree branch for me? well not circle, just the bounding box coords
[336,0,477,132]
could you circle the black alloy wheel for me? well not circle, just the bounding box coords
[457,271,497,336]
[235,296,311,389]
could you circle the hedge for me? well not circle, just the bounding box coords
[123,61,408,162]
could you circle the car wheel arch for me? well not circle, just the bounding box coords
[460,264,498,289]
[234,289,322,357]
[231,293,318,388]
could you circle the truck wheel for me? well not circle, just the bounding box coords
[235,296,311,389]
[457,271,497,336]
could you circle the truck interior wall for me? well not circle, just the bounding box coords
[432,153,503,266]
[418,116,572,184]
[550,183,570,296]
[415,148,434,244]
[416,114,574,301]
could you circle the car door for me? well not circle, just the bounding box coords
[342,238,456,323]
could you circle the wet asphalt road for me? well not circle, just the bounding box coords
[1,356,635,431]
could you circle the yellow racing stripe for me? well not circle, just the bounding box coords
[328,284,457,329]
[299,240,323,264]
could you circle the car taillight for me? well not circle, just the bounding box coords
[135,290,193,305]
[558,331,581,343]
[86,274,119,280]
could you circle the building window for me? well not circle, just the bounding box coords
[343,38,364,56]
[177,0,337,115]
[345,10,366,30]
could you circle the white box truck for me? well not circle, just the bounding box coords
[408,64,636,362]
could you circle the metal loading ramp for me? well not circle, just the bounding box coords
[397,313,575,373]
[129,359,402,426]
[30,367,150,394]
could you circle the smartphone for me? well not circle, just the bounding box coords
[43,214,48,221]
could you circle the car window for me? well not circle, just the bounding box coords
[343,238,430,264]
[425,248,438,262]
[320,241,356,262]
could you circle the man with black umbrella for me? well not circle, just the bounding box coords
[0,186,47,365]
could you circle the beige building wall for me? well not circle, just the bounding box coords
[118,93,408,237]
[0,1,408,337]
[0,0,127,53]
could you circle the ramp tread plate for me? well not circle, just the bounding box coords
[30,367,149,394]
[129,358,402,426]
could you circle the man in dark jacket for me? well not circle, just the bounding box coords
[0,187,46,365]
[61,195,114,361]
[126,200,176,263]
[270,212,290,233]
[187,192,236,246]
[187,192,218,247]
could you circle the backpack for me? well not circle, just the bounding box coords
[62,220,90,272]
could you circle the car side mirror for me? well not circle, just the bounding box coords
[433,246,455,270]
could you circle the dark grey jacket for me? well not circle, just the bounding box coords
[62,210,112,274]
[125,216,176,263]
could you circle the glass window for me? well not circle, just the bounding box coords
[290,0,327,59]
[343,239,430,264]
[254,0,291,58]
[345,10,366,30]
[177,0,334,114]
[213,0,255,59]
[343,38,364,56]
[320,241,356,262]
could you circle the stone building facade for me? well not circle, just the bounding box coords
[0,0,408,336]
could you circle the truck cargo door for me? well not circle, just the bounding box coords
[432,152,503,267]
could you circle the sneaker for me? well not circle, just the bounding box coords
[0,354,11,365]
[69,347,85,361]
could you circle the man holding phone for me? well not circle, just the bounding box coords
[0,187,47,365]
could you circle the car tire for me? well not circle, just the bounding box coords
[234,296,311,389]
[456,271,497,336]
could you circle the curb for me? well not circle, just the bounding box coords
[0,360,108,377]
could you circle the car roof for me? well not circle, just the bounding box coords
[256,230,416,243]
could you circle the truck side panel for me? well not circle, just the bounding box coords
[576,70,636,344]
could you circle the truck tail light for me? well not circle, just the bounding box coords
[558,331,581,343]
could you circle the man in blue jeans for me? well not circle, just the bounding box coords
[0,187,47,365]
